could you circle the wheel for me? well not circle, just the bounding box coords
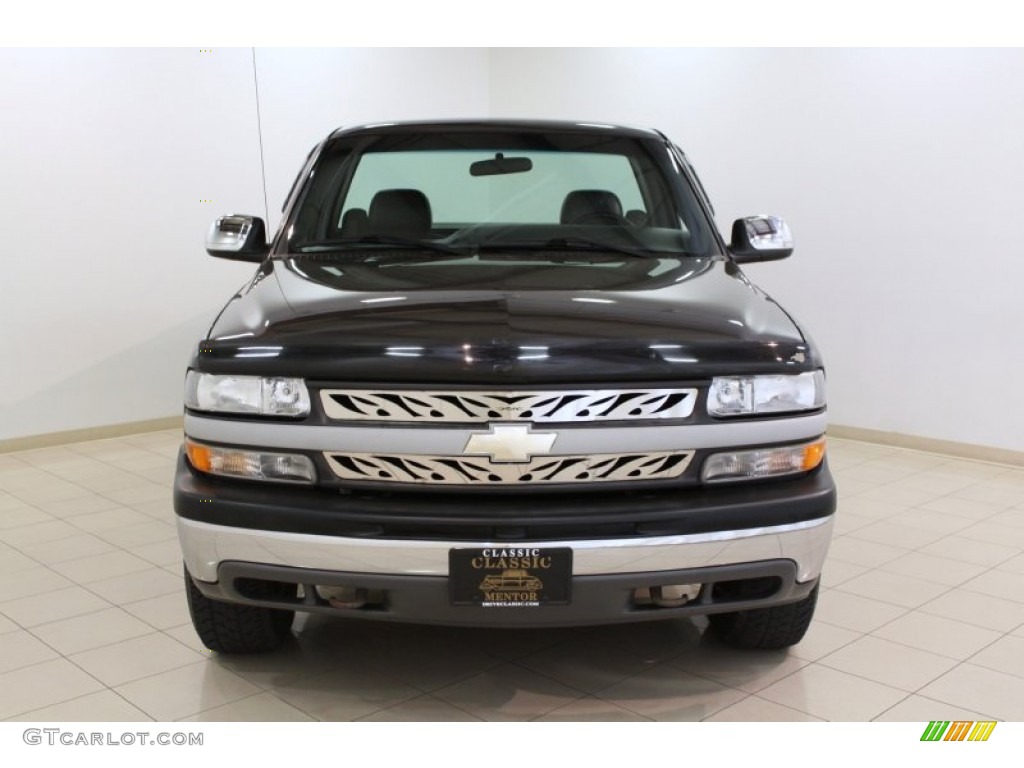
[708,584,819,650]
[184,566,295,654]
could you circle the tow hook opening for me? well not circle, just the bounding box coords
[315,585,373,609]
[303,583,385,610]
[634,583,702,608]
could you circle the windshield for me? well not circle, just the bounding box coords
[286,128,719,259]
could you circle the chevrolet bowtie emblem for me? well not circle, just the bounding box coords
[463,424,558,463]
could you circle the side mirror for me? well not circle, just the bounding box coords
[729,215,793,263]
[205,215,269,261]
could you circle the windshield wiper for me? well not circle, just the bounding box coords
[290,235,468,256]
[476,237,674,260]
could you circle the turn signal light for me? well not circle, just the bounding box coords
[702,438,826,483]
[184,439,316,483]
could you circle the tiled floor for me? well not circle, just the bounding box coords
[1,430,1022,721]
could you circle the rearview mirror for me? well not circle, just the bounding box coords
[470,153,533,177]
[206,215,269,261]
[729,215,793,263]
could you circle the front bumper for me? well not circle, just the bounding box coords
[175,446,835,626]
[175,440,836,575]
[178,514,834,584]
[187,557,822,628]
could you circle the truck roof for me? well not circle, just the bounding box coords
[327,119,665,141]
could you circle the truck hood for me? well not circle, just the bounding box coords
[198,257,818,383]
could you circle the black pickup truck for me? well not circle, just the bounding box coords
[175,120,835,653]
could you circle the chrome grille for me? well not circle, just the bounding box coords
[324,451,694,486]
[320,388,697,423]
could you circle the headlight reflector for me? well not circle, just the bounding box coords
[185,439,316,483]
[185,371,310,416]
[708,371,825,416]
[702,438,826,483]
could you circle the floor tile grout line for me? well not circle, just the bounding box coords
[3,485,171,540]
[837,563,1024,685]
[725,662,825,721]
[9,436,178,514]
[767,655,947,721]
[701,691,826,722]
[1,478,178,586]
[813,639,965,694]
[870,690,1001,723]
[352,692,485,723]
[3,685,158,723]
[103,655,256,721]
[171,690,316,723]
[826,478,1024,619]
[0,652,114,720]
[7,445,173,491]
[868,690,918,723]
[838,449,1022,486]
[873,549,1016,582]
[884,663,1011,722]
[0,558,186,636]
[860,614,1012,664]
[842,474,1022,513]
[913,601,1024,634]
[836,531,1022,577]
[63,634,210,689]
[826,580,941,613]
[947,633,1024,683]
[568,652,760,720]
[825,568,1024,635]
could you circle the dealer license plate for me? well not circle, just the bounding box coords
[449,547,572,607]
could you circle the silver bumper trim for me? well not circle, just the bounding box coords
[178,515,834,585]
[183,411,828,455]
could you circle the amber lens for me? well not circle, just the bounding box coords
[185,440,213,472]
[802,439,827,471]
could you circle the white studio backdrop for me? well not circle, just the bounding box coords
[490,48,1024,453]
[1,47,1021,453]
[0,48,490,442]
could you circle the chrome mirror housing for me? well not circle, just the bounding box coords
[206,215,268,262]
[730,215,793,263]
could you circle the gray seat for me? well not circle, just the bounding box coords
[367,189,432,239]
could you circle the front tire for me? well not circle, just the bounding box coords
[184,566,295,654]
[708,584,819,650]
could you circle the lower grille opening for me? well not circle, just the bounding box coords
[711,576,782,603]
[234,577,299,604]
[632,575,783,610]
[233,577,390,611]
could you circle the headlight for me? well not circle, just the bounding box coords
[707,371,825,416]
[185,371,310,416]
[702,438,826,483]
[185,439,316,483]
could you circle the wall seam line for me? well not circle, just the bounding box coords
[251,47,270,222]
